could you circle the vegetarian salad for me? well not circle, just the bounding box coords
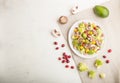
[72,22,104,55]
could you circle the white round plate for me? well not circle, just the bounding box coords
[68,20,104,59]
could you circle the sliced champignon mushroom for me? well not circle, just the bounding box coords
[51,29,61,38]
[71,5,79,15]
[59,16,68,24]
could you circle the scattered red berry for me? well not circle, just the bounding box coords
[108,49,112,53]
[61,44,65,47]
[63,55,68,59]
[54,46,73,69]
[62,56,65,59]
[58,57,61,60]
[71,66,74,69]
[65,65,69,68]
[63,52,66,56]
[103,55,107,58]
[66,60,70,63]
[106,60,110,63]
[55,47,59,50]
[68,55,71,58]
[62,60,65,63]
[54,42,58,45]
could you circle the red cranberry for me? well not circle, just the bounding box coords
[103,55,107,58]
[66,60,70,63]
[65,65,69,68]
[54,42,58,45]
[62,56,65,59]
[58,57,61,60]
[62,60,65,63]
[63,55,68,59]
[61,44,65,47]
[63,52,66,56]
[108,49,112,53]
[71,66,74,69]
[68,55,71,58]
[106,60,110,63]
[55,47,59,50]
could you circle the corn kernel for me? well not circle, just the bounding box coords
[89,31,93,35]
[80,46,83,50]
[85,40,89,43]
[74,28,78,32]
[92,41,96,44]
[82,40,85,42]
[85,49,89,53]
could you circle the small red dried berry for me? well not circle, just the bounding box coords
[108,49,112,53]
[63,55,68,59]
[65,65,69,68]
[68,55,71,58]
[61,44,65,47]
[66,60,70,63]
[103,55,107,58]
[106,60,110,63]
[58,57,61,60]
[62,56,65,59]
[54,42,58,45]
[62,60,65,63]
[63,52,66,56]
[71,66,74,69]
[55,47,59,50]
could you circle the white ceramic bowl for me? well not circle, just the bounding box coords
[68,20,104,59]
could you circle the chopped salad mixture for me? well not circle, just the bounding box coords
[72,22,104,55]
